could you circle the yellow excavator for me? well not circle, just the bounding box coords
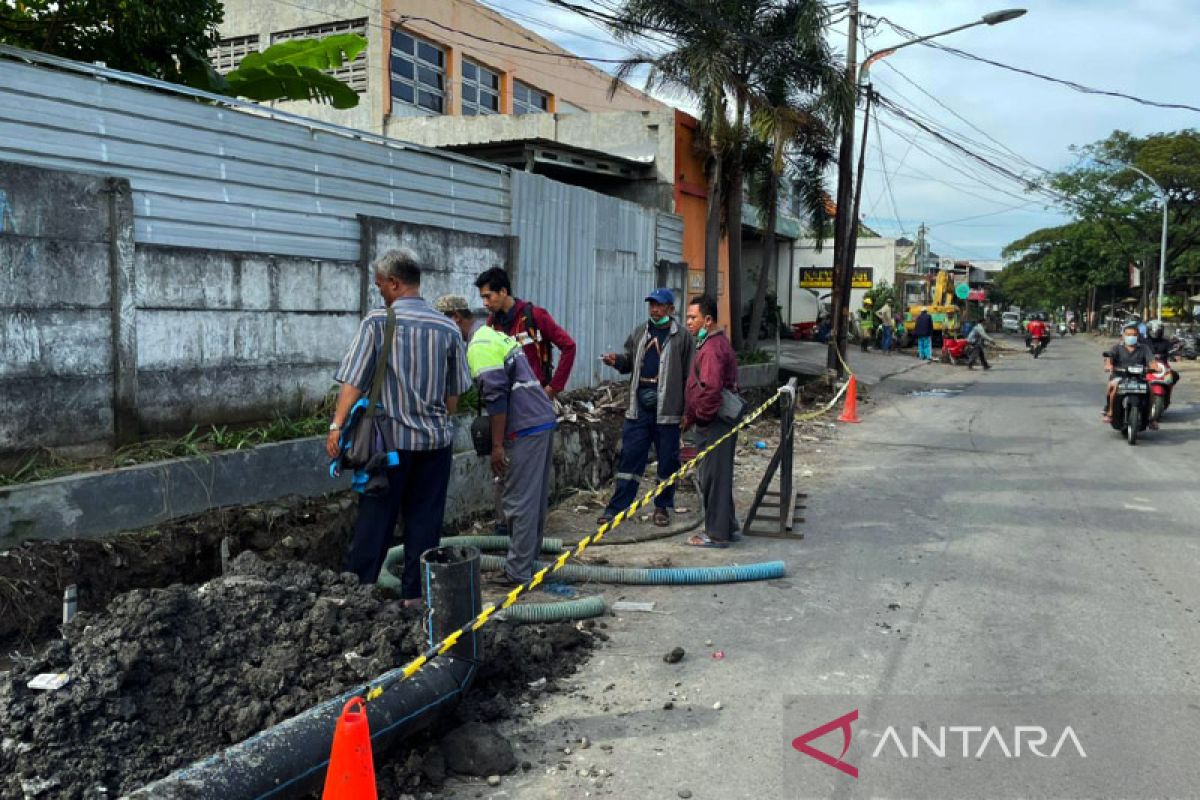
[898,269,961,344]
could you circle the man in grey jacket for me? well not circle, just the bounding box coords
[598,289,695,527]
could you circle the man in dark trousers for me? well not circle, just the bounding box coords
[598,288,694,527]
[682,295,740,548]
[326,249,470,606]
[914,308,934,360]
[475,267,576,400]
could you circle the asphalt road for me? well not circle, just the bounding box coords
[485,334,1200,800]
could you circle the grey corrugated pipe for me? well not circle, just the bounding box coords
[125,545,483,800]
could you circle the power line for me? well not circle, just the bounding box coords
[871,98,905,236]
[867,13,1200,115]
[874,94,1069,206]
[874,60,1049,176]
[874,114,1045,206]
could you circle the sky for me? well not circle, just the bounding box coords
[481,0,1200,262]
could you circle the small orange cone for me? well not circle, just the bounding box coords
[322,698,377,800]
[837,375,861,423]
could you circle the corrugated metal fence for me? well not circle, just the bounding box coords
[0,49,683,392]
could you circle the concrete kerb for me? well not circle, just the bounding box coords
[0,419,620,548]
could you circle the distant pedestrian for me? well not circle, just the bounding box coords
[856,298,875,352]
[442,296,558,587]
[966,322,995,370]
[326,249,470,605]
[598,289,694,528]
[914,309,934,360]
[475,267,576,401]
[682,295,740,547]
[876,301,895,354]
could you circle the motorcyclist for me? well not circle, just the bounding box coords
[1146,320,1174,359]
[1103,323,1156,426]
[1026,316,1049,353]
[1146,320,1181,417]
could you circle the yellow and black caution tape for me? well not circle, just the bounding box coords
[362,376,853,701]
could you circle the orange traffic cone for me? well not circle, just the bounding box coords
[837,375,861,423]
[322,698,377,800]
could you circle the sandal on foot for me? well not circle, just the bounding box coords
[596,513,614,525]
[653,508,670,527]
[1101,413,1112,424]
[685,534,728,549]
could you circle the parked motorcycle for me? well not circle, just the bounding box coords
[1179,329,1199,360]
[1109,364,1152,445]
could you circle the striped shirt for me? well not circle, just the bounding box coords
[334,297,470,451]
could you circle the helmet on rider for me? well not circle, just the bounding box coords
[1148,320,1164,338]
[863,297,874,307]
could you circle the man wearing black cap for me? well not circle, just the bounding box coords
[598,288,695,527]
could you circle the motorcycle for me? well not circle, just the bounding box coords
[1029,335,1050,358]
[1148,344,1183,423]
[1057,322,1068,337]
[1179,329,1199,360]
[1109,364,1152,445]
[1069,320,1078,335]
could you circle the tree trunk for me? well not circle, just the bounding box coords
[726,92,746,351]
[704,148,723,302]
[747,176,779,349]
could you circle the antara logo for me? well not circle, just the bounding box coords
[792,709,859,778]
[792,710,1088,778]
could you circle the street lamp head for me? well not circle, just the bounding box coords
[982,8,1027,25]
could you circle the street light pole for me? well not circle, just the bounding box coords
[826,8,1026,375]
[1123,165,1170,320]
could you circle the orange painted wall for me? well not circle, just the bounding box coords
[673,111,731,330]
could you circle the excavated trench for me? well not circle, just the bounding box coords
[0,406,626,798]
[0,541,598,799]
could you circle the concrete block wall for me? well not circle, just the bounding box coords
[0,163,123,454]
[133,245,360,433]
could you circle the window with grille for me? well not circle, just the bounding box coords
[272,18,369,93]
[391,29,446,114]
[460,58,500,116]
[513,81,550,115]
[209,34,260,75]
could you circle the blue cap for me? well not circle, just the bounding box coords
[645,288,675,305]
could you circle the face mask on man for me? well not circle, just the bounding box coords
[1124,335,1139,346]
[697,327,709,343]
[651,315,671,327]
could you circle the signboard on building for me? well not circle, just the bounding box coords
[798,267,874,289]
[967,289,987,301]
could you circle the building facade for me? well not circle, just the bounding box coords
[215,0,735,327]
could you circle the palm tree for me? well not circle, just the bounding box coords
[744,79,837,346]
[607,0,736,305]
[608,0,845,349]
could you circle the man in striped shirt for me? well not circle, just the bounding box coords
[325,249,470,605]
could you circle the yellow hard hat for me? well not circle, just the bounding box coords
[863,297,874,306]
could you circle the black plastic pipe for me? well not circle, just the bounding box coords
[127,545,482,800]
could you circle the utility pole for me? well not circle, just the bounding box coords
[826,0,859,375]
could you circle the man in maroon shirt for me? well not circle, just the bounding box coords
[682,295,740,547]
[475,267,576,400]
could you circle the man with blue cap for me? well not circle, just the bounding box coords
[598,288,695,527]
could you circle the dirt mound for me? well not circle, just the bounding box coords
[0,552,595,799]
[0,494,357,651]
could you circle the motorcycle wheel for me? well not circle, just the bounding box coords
[1151,395,1165,422]
[1126,405,1139,446]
